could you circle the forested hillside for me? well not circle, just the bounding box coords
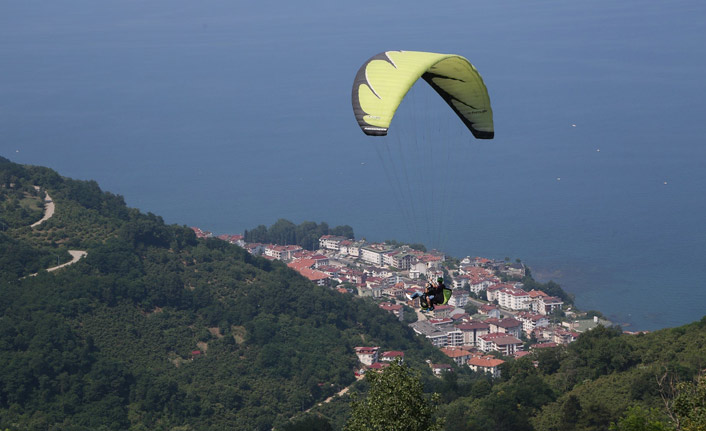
[0,157,445,430]
[2,157,705,431]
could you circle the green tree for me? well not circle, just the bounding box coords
[673,375,706,431]
[585,310,604,319]
[409,243,426,252]
[270,218,297,244]
[463,303,478,315]
[345,361,443,431]
[281,415,333,431]
[402,305,418,324]
[609,405,669,431]
[330,224,354,239]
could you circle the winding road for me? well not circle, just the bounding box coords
[26,187,87,275]
[27,250,87,278]
[302,374,365,414]
[30,188,55,228]
[47,250,87,272]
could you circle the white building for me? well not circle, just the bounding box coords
[354,346,379,366]
[468,356,505,378]
[379,302,404,321]
[469,278,497,295]
[478,333,523,355]
[515,311,550,335]
[485,318,523,338]
[410,321,462,348]
[319,235,348,251]
[264,244,303,261]
[382,250,398,267]
[440,347,473,366]
[340,240,365,258]
[383,249,417,270]
[497,287,531,310]
[486,283,518,303]
[452,275,471,289]
[244,243,265,255]
[408,262,429,279]
[448,290,470,308]
[380,351,405,363]
[535,296,564,315]
[361,244,392,266]
[357,284,383,298]
[455,322,491,348]
[445,328,464,347]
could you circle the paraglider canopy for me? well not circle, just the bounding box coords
[351,50,494,139]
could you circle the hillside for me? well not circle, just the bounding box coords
[0,157,446,430]
[2,157,706,431]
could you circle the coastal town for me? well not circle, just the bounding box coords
[192,228,615,378]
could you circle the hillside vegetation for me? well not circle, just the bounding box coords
[1,156,705,431]
[0,157,444,430]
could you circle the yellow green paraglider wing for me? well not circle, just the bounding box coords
[351,50,494,139]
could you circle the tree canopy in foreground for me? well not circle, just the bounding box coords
[345,360,443,431]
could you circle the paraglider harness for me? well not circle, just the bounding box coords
[419,281,452,311]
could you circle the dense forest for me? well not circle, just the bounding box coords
[2,156,705,430]
[0,157,447,430]
[244,219,354,251]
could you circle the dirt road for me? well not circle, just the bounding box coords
[30,189,55,228]
[26,250,87,278]
[47,250,87,272]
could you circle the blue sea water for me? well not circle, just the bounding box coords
[2,0,705,330]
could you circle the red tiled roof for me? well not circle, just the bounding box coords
[292,250,314,259]
[542,296,563,304]
[355,347,379,354]
[297,267,330,281]
[468,356,504,367]
[480,333,523,345]
[456,322,490,331]
[494,318,522,328]
[288,259,317,270]
[516,311,546,321]
[441,347,472,358]
[419,255,442,262]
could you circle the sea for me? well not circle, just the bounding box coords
[2,0,705,331]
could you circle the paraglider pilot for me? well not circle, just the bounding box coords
[407,277,445,311]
